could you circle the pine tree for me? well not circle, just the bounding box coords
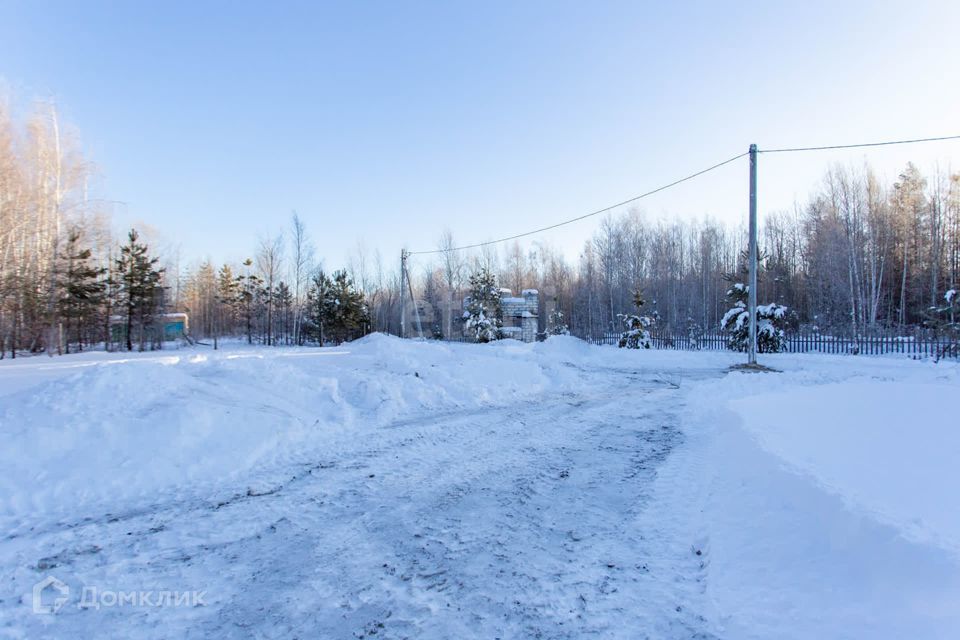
[618,289,653,349]
[463,268,502,343]
[306,270,335,346]
[57,228,106,353]
[115,229,164,352]
[215,264,238,349]
[325,270,368,344]
[235,258,261,345]
[720,282,788,353]
[275,281,293,345]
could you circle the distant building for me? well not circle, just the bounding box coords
[109,312,190,342]
[160,313,189,340]
[460,288,540,342]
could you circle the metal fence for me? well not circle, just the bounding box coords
[576,331,959,359]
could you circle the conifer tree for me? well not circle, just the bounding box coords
[235,258,261,344]
[57,228,106,353]
[328,270,368,344]
[720,282,788,353]
[307,270,368,345]
[548,306,570,336]
[306,270,335,346]
[927,288,958,360]
[618,289,653,349]
[115,229,164,351]
[275,281,293,345]
[215,264,238,349]
[463,268,502,343]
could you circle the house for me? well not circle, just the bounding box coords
[499,289,539,342]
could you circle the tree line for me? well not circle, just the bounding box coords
[0,103,368,357]
[384,162,959,341]
[3,100,957,357]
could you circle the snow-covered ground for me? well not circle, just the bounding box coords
[0,336,957,638]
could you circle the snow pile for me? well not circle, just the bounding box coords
[0,335,553,528]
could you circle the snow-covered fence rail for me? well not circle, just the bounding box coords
[576,331,958,359]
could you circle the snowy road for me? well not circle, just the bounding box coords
[3,356,720,638]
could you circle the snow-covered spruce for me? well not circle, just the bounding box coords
[720,282,788,353]
[927,288,959,359]
[548,307,570,336]
[462,267,503,343]
[618,290,653,349]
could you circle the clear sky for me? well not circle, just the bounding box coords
[2,0,958,271]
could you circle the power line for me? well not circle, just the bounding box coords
[410,133,959,255]
[759,134,960,154]
[410,151,747,255]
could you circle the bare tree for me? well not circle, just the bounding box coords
[256,234,284,346]
[290,212,313,345]
[438,230,464,338]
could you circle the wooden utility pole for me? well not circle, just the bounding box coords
[400,249,407,338]
[400,250,424,339]
[748,144,759,365]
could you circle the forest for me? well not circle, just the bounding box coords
[2,102,958,356]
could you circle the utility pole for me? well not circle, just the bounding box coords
[399,249,424,339]
[748,143,759,365]
[405,263,425,339]
[400,249,407,338]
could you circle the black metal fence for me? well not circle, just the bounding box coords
[576,331,959,359]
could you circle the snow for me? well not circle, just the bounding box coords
[756,302,787,318]
[731,381,960,554]
[1,337,957,638]
[686,354,960,639]
[721,302,747,329]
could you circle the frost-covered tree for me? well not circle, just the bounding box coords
[618,290,653,349]
[720,282,788,353]
[927,288,958,359]
[548,306,570,336]
[463,267,502,343]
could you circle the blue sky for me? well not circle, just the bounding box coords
[2,0,958,270]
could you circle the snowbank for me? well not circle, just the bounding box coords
[0,335,555,528]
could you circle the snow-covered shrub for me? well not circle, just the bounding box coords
[720,282,788,353]
[684,318,703,350]
[462,268,503,343]
[927,288,959,360]
[618,289,653,349]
